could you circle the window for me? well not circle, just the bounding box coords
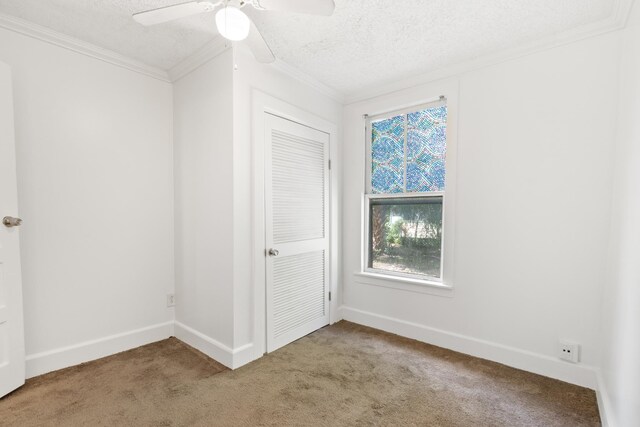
[365,100,448,282]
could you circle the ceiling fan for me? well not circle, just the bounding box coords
[133,0,335,64]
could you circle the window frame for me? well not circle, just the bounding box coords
[362,97,455,290]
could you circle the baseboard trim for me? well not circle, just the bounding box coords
[341,306,597,389]
[173,322,256,369]
[231,343,256,370]
[174,321,234,368]
[25,321,174,378]
[595,369,615,427]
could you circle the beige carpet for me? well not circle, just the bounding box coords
[0,321,600,426]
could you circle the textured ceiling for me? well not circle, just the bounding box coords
[249,0,613,93]
[0,0,615,94]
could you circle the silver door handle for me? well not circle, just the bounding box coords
[268,248,279,257]
[2,216,22,228]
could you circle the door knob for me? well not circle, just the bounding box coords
[2,216,22,228]
[268,248,279,257]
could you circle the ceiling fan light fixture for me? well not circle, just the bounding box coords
[215,6,250,41]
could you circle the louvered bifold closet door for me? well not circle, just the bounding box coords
[265,113,330,353]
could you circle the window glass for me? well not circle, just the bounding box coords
[369,197,443,279]
[406,106,447,192]
[367,102,447,281]
[371,115,405,194]
[370,105,447,194]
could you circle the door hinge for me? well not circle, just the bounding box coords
[328,159,331,170]
[328,291,332,301]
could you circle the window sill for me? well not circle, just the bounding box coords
[353,271,454,298]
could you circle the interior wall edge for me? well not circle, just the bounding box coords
[231,342,256,370]
[167,36,229,82]
[341,306,598,390]
[25,321,174,379]
[174,322,233,368]
[269,58,345,103]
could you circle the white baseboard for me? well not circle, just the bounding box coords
[231,342,256,369]
[173,322,256,370]
[25,321,174,378]
[25,321,255,379]
[174,322,233,368]
[595,369,615,427]
[341,306,598,389]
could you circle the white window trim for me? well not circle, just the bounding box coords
[360,93,458,293]
[353,271,453,298]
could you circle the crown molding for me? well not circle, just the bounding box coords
[168,36,230,82]
[166,35,344,101]
[343,0,636,104]
[269,58,345,103]
[169,0,634,104]
[0,12,170,82]
[0,0,634,103]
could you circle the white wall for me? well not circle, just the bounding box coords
[342,32,620,388]
[599,3,640,426]
[173,50,235,350]
[0,28,175,376]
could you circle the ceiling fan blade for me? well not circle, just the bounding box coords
[256,0,335,16]
[245,21,275,63]
[133,1,217,26]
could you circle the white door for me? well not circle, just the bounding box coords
[265,113,330,352]
[0,62,26,398]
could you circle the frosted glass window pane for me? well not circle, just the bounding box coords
[370,105,447,194]
[407,106,447,192]
[371,115,405,194]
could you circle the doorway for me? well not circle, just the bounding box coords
[263,112,330,352]
[251,92,338,359]
[0,61,25,398]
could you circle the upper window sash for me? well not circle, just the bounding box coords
[365,98,447,195]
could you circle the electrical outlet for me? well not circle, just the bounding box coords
[559,341,580,363]
[166,293,175,307]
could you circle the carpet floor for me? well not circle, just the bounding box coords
[0,321,600,426]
